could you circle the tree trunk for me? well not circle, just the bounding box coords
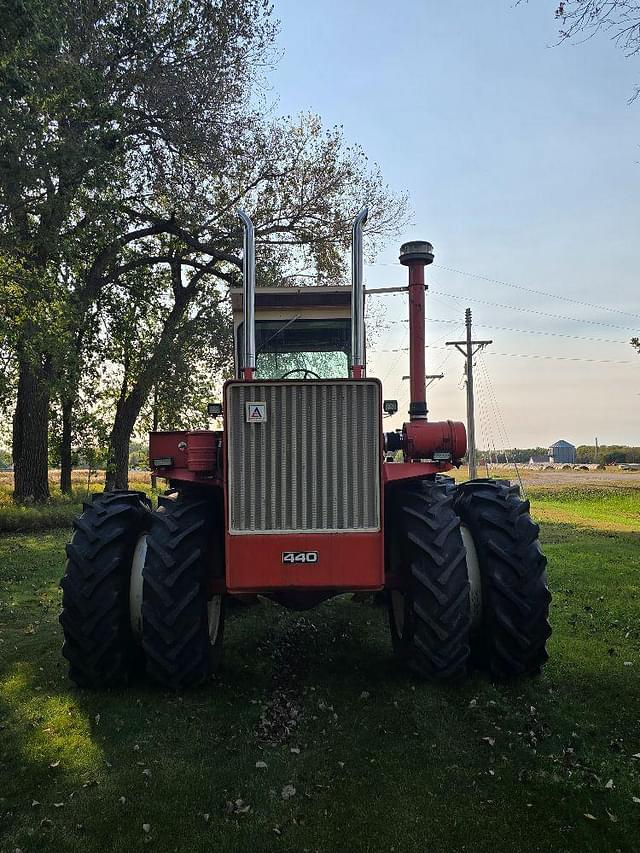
[13,358,51,503]
[104,263,194,493]
[60,398,73,495]
[151,384,158,492]
[104,399,139,492]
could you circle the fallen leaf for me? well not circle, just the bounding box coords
[119,796,126,804]
[94,714,101,725]
[31,801,40,807]
[142,768,151,778]
[49,761,60,768]
[632,796,640,804]
[605,779,614,789]
[290,747,300,755]
[584,813,597,821]
[225,798,250,815]
[255,761,268,769]
[632,753,640,760]
[142,824,151,833]
[53,802,64,808]
[203,813,210,822]
[281,784,296,800]
[482,737,496,747]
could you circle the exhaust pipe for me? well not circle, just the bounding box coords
[351,206,368,377]
[237,209,256,378]
[399,240,434,420]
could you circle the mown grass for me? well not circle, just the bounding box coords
[0,488,639,852]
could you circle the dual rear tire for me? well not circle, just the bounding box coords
[387,478,551,681]
[60,490,224,689]
[61,479,551,688]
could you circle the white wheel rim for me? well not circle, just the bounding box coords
[391,590,405,638]
[207,596,222,645]
[460,524,482,630]
[130,533,147,641]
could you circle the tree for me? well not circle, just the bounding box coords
[0,0,276,501]
[531,2,640,100]
[99,255,230,490]
[2,1,409,500]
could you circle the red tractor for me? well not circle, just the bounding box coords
[60,208,551,688]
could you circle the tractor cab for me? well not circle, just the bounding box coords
[230,286,352,380]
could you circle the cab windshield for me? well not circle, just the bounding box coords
[237,318,351,379]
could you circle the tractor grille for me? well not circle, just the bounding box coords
[226,381,380,533]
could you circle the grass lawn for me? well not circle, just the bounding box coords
[0,472,154,534]
[1,487,639,852]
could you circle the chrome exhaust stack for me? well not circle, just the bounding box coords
[350,206,368,376]
[237,209,256,378]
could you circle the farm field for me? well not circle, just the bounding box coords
[2,466,640,533]
[1,482,639,852]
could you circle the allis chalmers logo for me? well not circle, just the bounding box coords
[245,401,267,423]
[282,551,319,564]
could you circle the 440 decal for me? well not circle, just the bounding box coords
[282,551,319,564]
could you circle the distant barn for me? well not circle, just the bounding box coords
[549,440,576,464]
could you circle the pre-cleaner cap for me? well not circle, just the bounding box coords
[399,241,434,266]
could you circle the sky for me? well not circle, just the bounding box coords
[268,0,640,448]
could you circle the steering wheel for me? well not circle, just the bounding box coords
[280,368,321,380]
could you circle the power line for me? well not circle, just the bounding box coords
[365,260,640,321]
[481,351,636,365]
[371,343,636,365]
[477,352,525,494]
[433,263,640,321]
[429,284,639,332]
[382,316,629,346]
[368,280,639,331]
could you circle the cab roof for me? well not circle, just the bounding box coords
[230,285,351,314]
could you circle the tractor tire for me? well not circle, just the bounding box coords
[60,491,151,688]
[141,491,224,689]
[387,479,471,681]
[453,479,551,679]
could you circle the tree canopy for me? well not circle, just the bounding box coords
[0,0,408,499]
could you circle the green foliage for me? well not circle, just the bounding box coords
[0,473,154,532]
[576,445,640,464]
[1,0,408,500]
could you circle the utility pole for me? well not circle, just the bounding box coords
[402,373,444,388]
[425,373,444,388]
[445,308,492,479]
